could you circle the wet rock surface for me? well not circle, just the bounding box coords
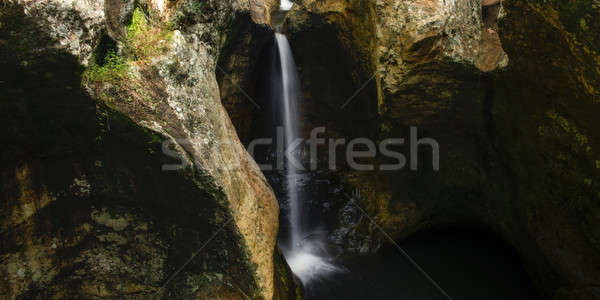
[261,0,600,299]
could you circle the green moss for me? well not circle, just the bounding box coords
[1,3,266,298]
[94,34,118,66]
[126,7,173,60]
[83,50,129,84]
[538,0,600,50]
[149,133,162,145]
[82,7,173,103]
[128,8,149,41]
[546,110,593,154]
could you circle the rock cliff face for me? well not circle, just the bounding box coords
[0,0,299,299]
[275,0,599,299]
[491,1,600,298]
[3,0,598,298]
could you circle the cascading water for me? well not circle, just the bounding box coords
[279,0,294,10]
[275,32,303,250]
[256,5,540,299]
[273,32,340,285]
[258,7,539,300]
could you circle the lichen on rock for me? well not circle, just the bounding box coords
[0,0,293,299]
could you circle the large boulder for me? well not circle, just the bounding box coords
[0,0,299,299]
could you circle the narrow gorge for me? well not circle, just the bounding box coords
[1,0,599,299]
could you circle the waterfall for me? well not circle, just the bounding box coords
[280,0,294,11]
[273,32,340,285]
[275,33,303,249]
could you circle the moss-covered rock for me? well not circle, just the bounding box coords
[0,1,296,299]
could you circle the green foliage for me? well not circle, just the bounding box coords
[83,7,173,90]
[84,50,129,84]
[127,8,173,60]
[83,7,174,107]
[94,34,118,66]
[128,8,149,41]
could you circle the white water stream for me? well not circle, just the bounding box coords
[280,0,294,11]
[274,32,340,284]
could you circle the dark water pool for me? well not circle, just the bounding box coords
[304,229,540,300]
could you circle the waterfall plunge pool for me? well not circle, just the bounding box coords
[219,24,540,299]
[265,32,539,299]
[300,227,541,300]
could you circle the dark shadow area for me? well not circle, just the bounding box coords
[285,13,378,142]
[0,4,255,297]
[307,225,540,300]
[482,2,501,31]
[216,13,274,144]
